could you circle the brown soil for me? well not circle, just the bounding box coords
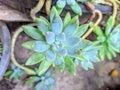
[0,79,16,90]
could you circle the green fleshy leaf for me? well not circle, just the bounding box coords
[81,49,100,63]
[82,45,101,52]
[64,24,78,37]
[22,26,44,40]
[63,12,71,28]
[56,0,66,14]
[64,56,76,75]
[51,16,63,35]
[45,71,52,77]
[38,60,52,76]
[105,16,115,36]
[58,48,67,56]
[76,55,85,62]
[22,41,50,52]
[105,46,112,60]
[70,2,82,15]
[44,77,55,86]
[107,46,117,57]
[111,24,120,35]
[99,46,105,61]
[25,53,45,65]
[81,61,94,70]
[108,43,120,53]
[74,24,89,37]
[36,16,50,35]
[55,7,63,15]
[75,39,92,49]
[45,50,56,62]
[56,0,66,8]
[74,59,79,66]
[55,56,65,72]
[89,55,100,62]
[110,24,120,42]
[63,15,79,37]
[56,33,66,41]
[4,70,13,76]
[24,76,40,85]
[50,7,59,23]
[67,47,76,57]
[69,15,79,25]
[97,35,106,43]
[85,50,100,62]
[66,37,79,46]
[66,0,76,5]
[93,26,103,36]
[46,32,55,44]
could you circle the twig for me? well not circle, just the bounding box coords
[30,0,45,20]
[11,24,36,75]
[45,0,52,16]
[82,10,102,39]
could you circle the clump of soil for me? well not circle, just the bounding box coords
[0,79,16,90]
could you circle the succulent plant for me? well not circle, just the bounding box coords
[74,40,100,70]
[22,6,100,76]
[5,64,25,80]
[56,0,82,15]
[93,16,120,60]
[25,71,55,90]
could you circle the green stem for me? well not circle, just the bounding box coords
[11,24,36,75]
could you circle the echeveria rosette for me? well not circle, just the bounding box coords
[24,71,55,90]
[22,7,99,76]
[22,7,81,75]
[94,16,120,61]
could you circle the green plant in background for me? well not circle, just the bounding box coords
[56,0,82,15]
[25,71,55,90]
[93,16,120,60]
[75,40,100,70]
[5,64,55,90]
[56,0,105,16]
[5,64,25,80]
